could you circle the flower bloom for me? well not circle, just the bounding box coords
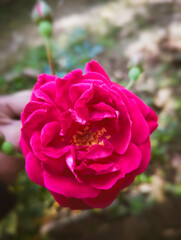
[20,61,158,209]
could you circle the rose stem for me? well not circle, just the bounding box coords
[44,37,55,75]
[126,81,134,90]
[14,152,24,159]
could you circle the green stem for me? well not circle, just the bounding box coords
[126,80,134,90]
[14,152,24,159]
[44,37,55,75]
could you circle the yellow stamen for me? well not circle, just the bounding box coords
[72,127,110,147]
[106,135,111,139]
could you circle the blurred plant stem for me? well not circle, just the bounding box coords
[14,152,24,159]
[44,37,55,75]
[126,81,134,90]
[32,0,54,75]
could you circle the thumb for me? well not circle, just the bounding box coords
[0,90,32,118]
[0,121,21,150]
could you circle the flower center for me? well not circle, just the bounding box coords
[72,127,110,147]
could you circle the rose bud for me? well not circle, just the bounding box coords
[128,66,142,82]
[38,20,52,38]
[31,0,53,24]
[1,141,15,155]
[20,61,158,210]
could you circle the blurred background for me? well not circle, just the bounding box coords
[0,0,181,239]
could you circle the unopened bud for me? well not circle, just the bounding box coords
[1,141,15,155]
[128,67,141,82]
[32,0,53,24]
[38,20,52,38]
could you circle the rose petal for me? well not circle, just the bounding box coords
[39,81,56,102]
[21,109,47,147]
[146,108,158,133]
[25,152,44,186]
[66,145,76,174]
[89,102,116,121]
[64,69,83,81]
[71,84,94,124]
[84,173,136,208]
[21,101,49,124]
[43,171,100,198]
[41,121,61,147]
[56,69,83,110]
[32,89,54,104]
[85,171,122,190]
[115,143,142,174]
[19,135,30,158]
[83,72,110,85]
[22,103,60,129]
[42,157,66,175]
[85,60,111,84]
[59,110,72,136]
[42,144,70,159]
[110,116,131,155]
[85,140,113,159]
[92,83,119,106]
[134,138,151,174]
[50,191,90,210]
[32,74,56,92]
[30,131,50,161]
[113,83,150,117]
[128,99,150,145]
[69,82,91,103]
[76,162,120,175]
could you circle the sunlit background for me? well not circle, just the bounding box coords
[0,0,181,239]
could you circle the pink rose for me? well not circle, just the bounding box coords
[20,61,158,209]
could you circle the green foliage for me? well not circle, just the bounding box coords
[151,116,181,163]
[0,171,53,240]
[165,184,181,196]
[0,27,106,95]
[0,47,48,94]
[135,173,152,184]
[127,193,154,214]
[175,97,181,117]
[56,28,104,72]
[109,204,129,218]
[25,46,48,70]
